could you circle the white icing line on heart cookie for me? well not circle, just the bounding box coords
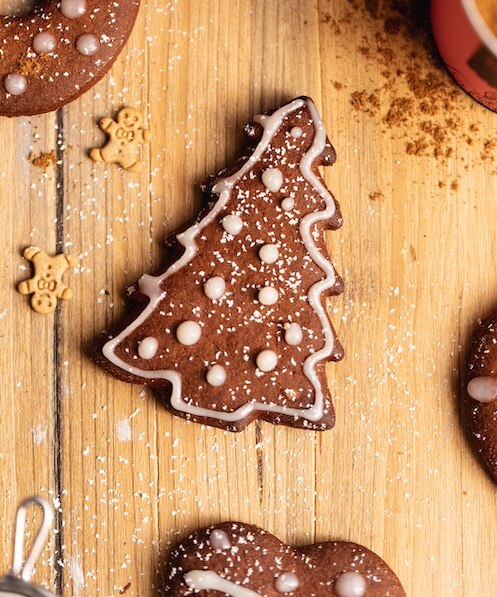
[102,97,337,424]
[184,570,262,596]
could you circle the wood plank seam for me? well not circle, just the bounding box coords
[53,108,65,595]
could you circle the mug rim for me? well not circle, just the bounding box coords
[462,0,497,59]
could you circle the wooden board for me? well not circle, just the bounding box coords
[1,0,497,595]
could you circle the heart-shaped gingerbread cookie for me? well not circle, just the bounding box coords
[164,522,405,596]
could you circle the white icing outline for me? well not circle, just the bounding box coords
[184,570,262,596]
[102,97,338,424]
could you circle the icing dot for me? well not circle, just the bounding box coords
[262,167,284,192]
[206,365,227,387]
[258,286,279,306]
[259,243,279,264]
[222,214,243,235]
[138,336,159,360]
[334,572,366,597]
[209,528,231,550]
[176,321,202,346]
[204,276,226,300]
[256,349,278,372]
[290,126,303,138]
[4,74,27,96]
[275,572,300,593]
[281,197,295,211]
[467,376,497,403]
[284,322,303,346]
[76,33,100,56]
[60,0,86,19]
[33,32,57,54]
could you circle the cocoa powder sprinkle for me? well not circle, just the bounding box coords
[331,0,497,164]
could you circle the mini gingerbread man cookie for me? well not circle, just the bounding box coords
[90,107,150,172]
[17,247,78,314]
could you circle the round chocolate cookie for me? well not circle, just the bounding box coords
[466,313,497,481]
[0,0,140,117]
[164,522,406,596]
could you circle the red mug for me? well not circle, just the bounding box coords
[431,0,497,112]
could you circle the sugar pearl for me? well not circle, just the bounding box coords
[290,126,303,138]
[76,33,100,56]
[281,197,295,211]
[176,321,202,346]
[222,214,243,235]
[209,529,231,551]
[258,286,278,306]
[204,276,226,300]
[256,349,278,372]
[259,243,279,264]
[262,167,283,192]
[334,572,366,597]
[138,336,159,360]
[275,572,300,593]
[467,376,497,403]
[33,32,57,54]
[284,322,303,346]
[206,365,227,387]
[4,74,27,96]
[60,0,86,19]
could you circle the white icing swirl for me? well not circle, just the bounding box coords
[184,570,261,596]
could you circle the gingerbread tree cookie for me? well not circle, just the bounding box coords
[95,97,343,431]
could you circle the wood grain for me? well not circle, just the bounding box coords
[0,0,497,595]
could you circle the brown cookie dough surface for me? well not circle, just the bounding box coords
[164,522,406,596]
[466,313,497,481]
[0,0,140,117]
[95,97,343,432]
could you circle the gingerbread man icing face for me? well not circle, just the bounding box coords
[17,247,78,314]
